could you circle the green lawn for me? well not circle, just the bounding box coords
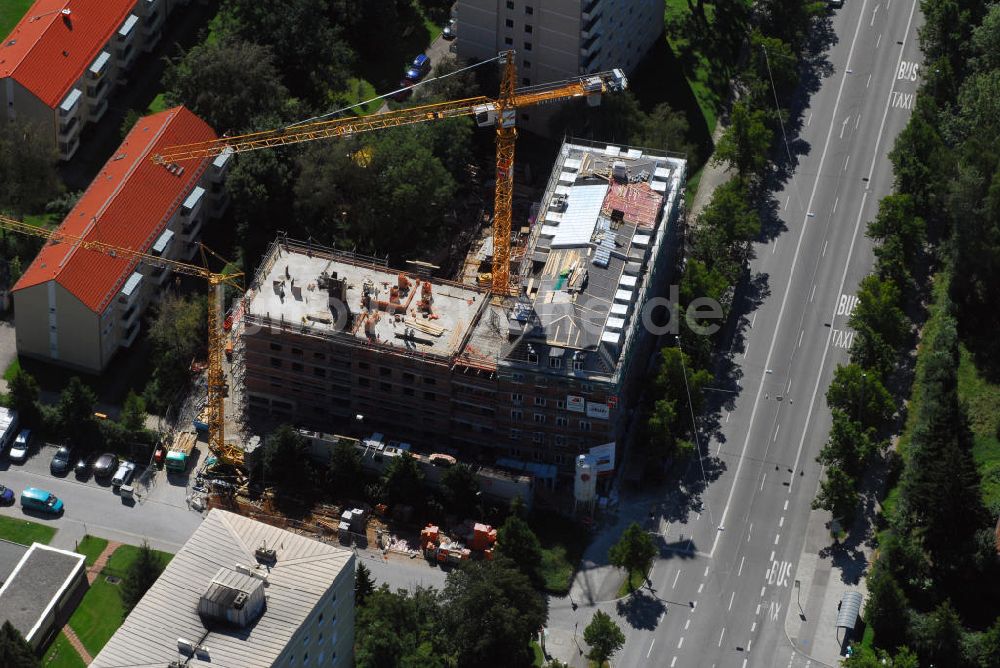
[103,543,173,578]
[616,569,647,598]
[146,93,168,114]
[530,511,588,595]
[75,535,109,567]
[334,78,382,116]
[23,213,59,229]
[663,0,729,133]
[42,631,86,668]
[67,576,126,657]
[0,515,56,546]
[958,346,1000,508]
[0,0,33,38]
[530,639,545,666]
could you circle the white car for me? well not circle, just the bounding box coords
[111,461,136,488]
[8,429,31,464]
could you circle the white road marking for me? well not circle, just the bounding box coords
[806,112,812,126]
[833,196,839,213]
[865,0,919,185]
[866,72,872,87]
[760,474,766,491]
[747,523,752,542]
[726,411,731,423]
[704,566,710,577]
[685,619,690,630]
[871,3,880,25]
[760,586,766,597]
[876,32,881,48]
[743,659,749,668]
[798,329,804,347]
[839,116,849,139]
[756,604,762,615]
[728,591,735,610]
[822,240,828,257]
[810,284,816,302]
[673,570,681,588]
[752,621,758,633]
[738,556,745,576]
[844,154,850,171]
[775,533,781,545]
[671,657,677,667]
[698,583,704,593]
[751,312,757,328]
[773,425,780,442]
[770,550,775,562]
[779,516,785,527]
[678,637,684,649]
[748,639,753,651]
[784,499,789,511]
[719,627,726,647]
[784,195,790,210]
[648,639,656,658]
[772,239,779,254]
[856,113,862,129]
[786,377,792,393]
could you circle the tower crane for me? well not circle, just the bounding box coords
[153,52,628,295]
[0,213,245,469]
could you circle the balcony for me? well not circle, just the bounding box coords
[58,137,80,161]
[118,271,143,309]
[88,51,111,80]
[580,33,601,57]
[59,115,80,138]
[58,88,82,118]
[582,14,602,37]
[120,321,140,348]
[582,0,601,20]
[87,98,108,122]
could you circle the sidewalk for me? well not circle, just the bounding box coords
[784,505,872,666]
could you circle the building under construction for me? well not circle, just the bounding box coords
[241,138,686,477]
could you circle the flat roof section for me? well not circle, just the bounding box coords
[0,540,30,584]
[247,242,488,359]
[0,544,84,643]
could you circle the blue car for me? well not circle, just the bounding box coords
[21,487,64,515]
[405,54,431,82]
[0,484,13,505]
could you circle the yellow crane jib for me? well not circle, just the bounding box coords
[151,52,629,295]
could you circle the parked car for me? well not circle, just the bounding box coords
[20,487,63,515]
[111,461,136,488]
[405,54,431,81]
[392,79,415,101]
[0,484,14,505]
[50,446,75,475]
[442,19,457,40]
[8,429,31,463]
[93,453,119,479]
[74,454,94,478]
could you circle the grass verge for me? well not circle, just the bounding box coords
[23,213,59,229]
[0,515,57,545]
[530,511,588,595]
[0,0,33,38]
[68,576,126,657]
[530,639,545,666]
[958,346,1000,508]
[41,631,86,668]
[3,358,20,382]
[334,78,382,116]
[663,0,730,133]
[75,535,109,567]
[616,569,647,598]
[103,543,173,578]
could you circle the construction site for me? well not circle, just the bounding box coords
[236,137,687,482]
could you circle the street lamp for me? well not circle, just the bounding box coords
[795,579,804,619]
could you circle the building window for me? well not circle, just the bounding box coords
[358,361,370,370]
[313,367,326,378]
[506,0,514,8]
[380,382,392,393]
[555,453,565,463]
[533,413,545,424]
[511,393,523,404]
[291,362,303,372]
[358,378,370,387]
[523,59,531,68]
[511,409,523,420]
[525,5,533,14]
[313,352,326,361]
[524,41,532,50]
[402,372,415,383]
[270,357,282,368]
[269,342,282,351]
[512,373,525,383]
[291,347,303,356]
[556,416,567,427]
[582,383,594,393]
[573,358,584,371]
[380,367,391,377]
[522,77,531,85]
[504,36,513,46]
[579,420,592,431]
[424,391,436,401]
[549,357,562,369]
[511,428,521,440]
[554,437,566,448]
[534,396,546,407]
[525,24,533,33]
[505,18,514,27]
[556,399,566,409]
[403,387,415,396]
[424,377,436,385]
[533,432,544,443]
[318,613,324,624]
[527,351,538,364]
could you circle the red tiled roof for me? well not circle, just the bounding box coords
[13,106,217,313]
[0,0,136,108]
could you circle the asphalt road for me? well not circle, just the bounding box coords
[614,2,922,666]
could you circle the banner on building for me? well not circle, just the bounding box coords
[588,442,616,474]
[567,395,585,412]
[586,402,609,420]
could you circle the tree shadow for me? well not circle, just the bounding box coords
[615,590,667,631]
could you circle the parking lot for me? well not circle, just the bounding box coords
[0,440,203,552]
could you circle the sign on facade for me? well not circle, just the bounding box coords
[586,402,609,420]
[567,395,585,412]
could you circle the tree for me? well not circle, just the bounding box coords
[383,452,425,508]
[863,561,910,650]
[441,558,547,668]
[57,377,97,446]
[817,410,878,477]
[811,465,859,525]
[849,274,910,350]
[825,363,895,430]
[866,194,926,270]
[355,584,447,668]
[697,177,761,243]
[120,390,147,435]
[440,463,480,517]
[120,541,166,615]
[968,616,1000,668]
[0,621,39,668]
[0,120,62,216]
[163,37,290,133]
[743,30,799,106]
[262,425,314,493]
[608,522,657,591]
[912,600,965,667]
[355,562,376,607]
[7,368,39,428]
[327,438,364,500]
[888,109,952,236]
[711,100,773,180]
[144,293,206,412]
[634,102,692,157]
[849,323,898,380]
[583,610,625,667]
[494,514,544,588]
[842,646,919,668]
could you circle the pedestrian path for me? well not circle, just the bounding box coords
[87,540,122,584]
[62,625,93,665]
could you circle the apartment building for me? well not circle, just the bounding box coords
[456,0,664,133]
[12,105,229,373]
[0,0,188,160]
[240,139,685,479]
[92,509,355,668]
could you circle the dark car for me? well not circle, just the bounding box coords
[93,453,119,479]
[74,454,93,478]
[391,79,415,102]
[405,54,431,81]
[0,485,14,505]
[50,446,75,475]
[442,19,456,40]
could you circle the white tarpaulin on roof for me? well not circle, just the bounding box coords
[549,184,609,248]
